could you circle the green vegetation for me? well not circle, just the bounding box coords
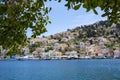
[28,42,44,53]
[64,0,120,23]
[0,0,50,52]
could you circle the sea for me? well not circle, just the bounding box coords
[0,59,120,80]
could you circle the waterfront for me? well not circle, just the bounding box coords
[0,59,120,80]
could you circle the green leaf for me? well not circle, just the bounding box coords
[102,13,107,17]
[58,0,61,2]
[93,9,98,15]
[86,8,90,12]
[73,4,81,10]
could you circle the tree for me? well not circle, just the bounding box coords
[0,0,120,53]
[64,0,120,23]
[0,0,51,52]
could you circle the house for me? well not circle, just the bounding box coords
[42,50,62,59]
[99,41,105,49]
[61,37,68,42]
[85,41,90,47]
[59,43,68,51]
[101,48,108,57]
[32,48,43,58]
[54,43,59,47]
[42,52,50,59]
[66,51,78,58]
[32,51,38,58]
[49,50,56,59]
[97,37,104,41]
[29,39,35,45]
[97,53,105,58]
[80,42,85,50]
[114,50,120,58]
[55,51,62,59]
[86,45,102,58]
[21,47,29,55]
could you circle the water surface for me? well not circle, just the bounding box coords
[0,59,120,80]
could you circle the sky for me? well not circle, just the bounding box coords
[26,1,107,37]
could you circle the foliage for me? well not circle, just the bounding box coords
[63,0,120,23]
[46,46,53,51]
[28,44,36,53]
[28,42,44,53]
[105,42,115,48]
[64,47,72,52]
[82,37,88,42]
[0,0,51,52]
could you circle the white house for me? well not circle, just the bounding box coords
[61,37,68,42]
[66,51,78,58]
[80,42,85,50]
[42,52,50,59]
[101,49,108,56]
[114,50,120,58]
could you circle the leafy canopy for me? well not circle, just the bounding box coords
[0,0,120,53]
[0,0,51,52]
[63,0,120,23]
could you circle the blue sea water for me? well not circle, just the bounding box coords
[0,59,120,80]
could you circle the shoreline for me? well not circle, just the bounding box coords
[0,57,120,61]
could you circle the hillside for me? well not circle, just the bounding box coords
[18,21,120,59]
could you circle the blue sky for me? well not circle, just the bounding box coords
[27,1,107,37]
